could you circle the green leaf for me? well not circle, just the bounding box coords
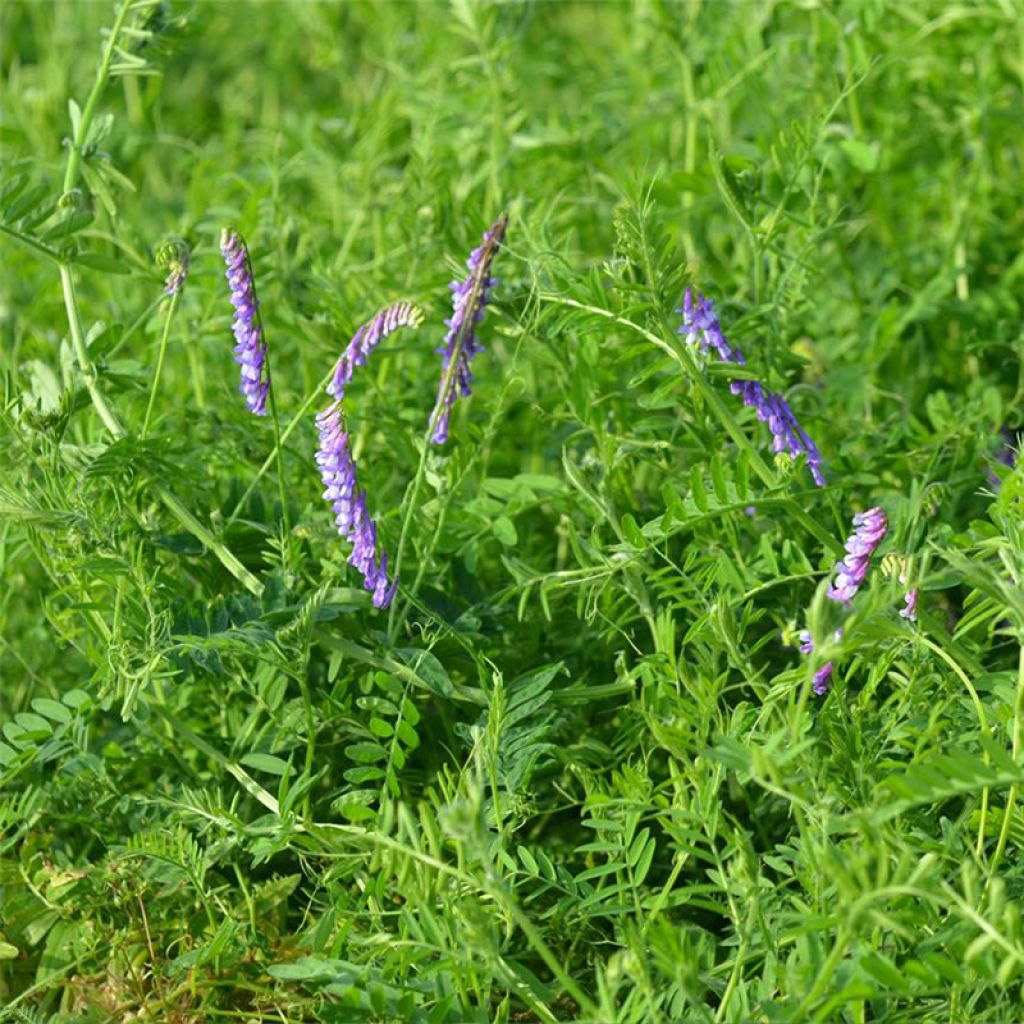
[492,515,518,546]
[690,466,708,513]
[345,742,387,764]
[31,699,72,725]
[368,717,394,738]
[14,713,52,741]
[240,753,291,776]
[62,690,91,710]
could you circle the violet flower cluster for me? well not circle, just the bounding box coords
[800,506,888,694]
[314,304,424,608]
[315,401,397,608]
[327,301,424,400]
[221,229,270,416]
[430,213,509,444]
[678,288,826,487]
[826,507,888,604]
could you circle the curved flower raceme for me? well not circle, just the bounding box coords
[678,288,825,487]
[798,506,888,695]
[221,229,270,416]
[827,507,888,604]
[328,301,424,400]
[430,212,508,444]
[314,302,423,608]
[315,401,397,608]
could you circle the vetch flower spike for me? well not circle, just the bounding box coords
[328,301,424,400]
[827,506,888,604]
[315,400,397,608]
[221,228,270,416]
[678,288,825,487]
[430,212,508,444]
[798,507,887,695]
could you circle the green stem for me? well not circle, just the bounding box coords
[386,301,473,640]
[387,217,507,637]
[155,487,263,597]
[0,221,62,263]
[54,0,262,597]
[141,289,180,437]
[266,369,292,536]
[225,366,332,528]
[386,438,432,639]
[919,633,991,856]
[60,263,125,438]
[989,644,1024,877]
[62,0,133,195]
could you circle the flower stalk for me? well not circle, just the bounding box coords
[315,301,423,607]
[429,212,508,444]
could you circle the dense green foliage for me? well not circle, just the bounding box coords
[2,1,1023,1020]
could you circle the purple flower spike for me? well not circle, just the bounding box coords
[812,662,835,695]
[900,587,919,621]
[315,400,397,608]
[430,213,509,445]
[328,301,424,400]
[678,289,825,487]
[221,229,270,416]
[827,507,888,604]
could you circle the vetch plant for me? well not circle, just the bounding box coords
[221,228,270,417]
[315,302,423,607]
[429,212,508,444]
[678,287,826,487]
[315,401,397,607]
[4,3,1023,1021]
[328,300,424,400]
[800,506,888,693]
[827,506,888,604]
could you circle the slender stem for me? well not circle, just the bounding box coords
[266,370,292,536]
[918,633,990,856]
[386,439,433,639]
[989,644,1024,877]
[225,366,332,528]
[186,340,206,410]
[60,264,125,438]
[386,307,469,639]
[0,221,62,263]
[62,0,133,195]
[155,487,262,596]
[53,0,262,597]
[296,670,316,816]
[141,290,180,437]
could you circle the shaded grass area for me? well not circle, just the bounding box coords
[1,1,1022,1020]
